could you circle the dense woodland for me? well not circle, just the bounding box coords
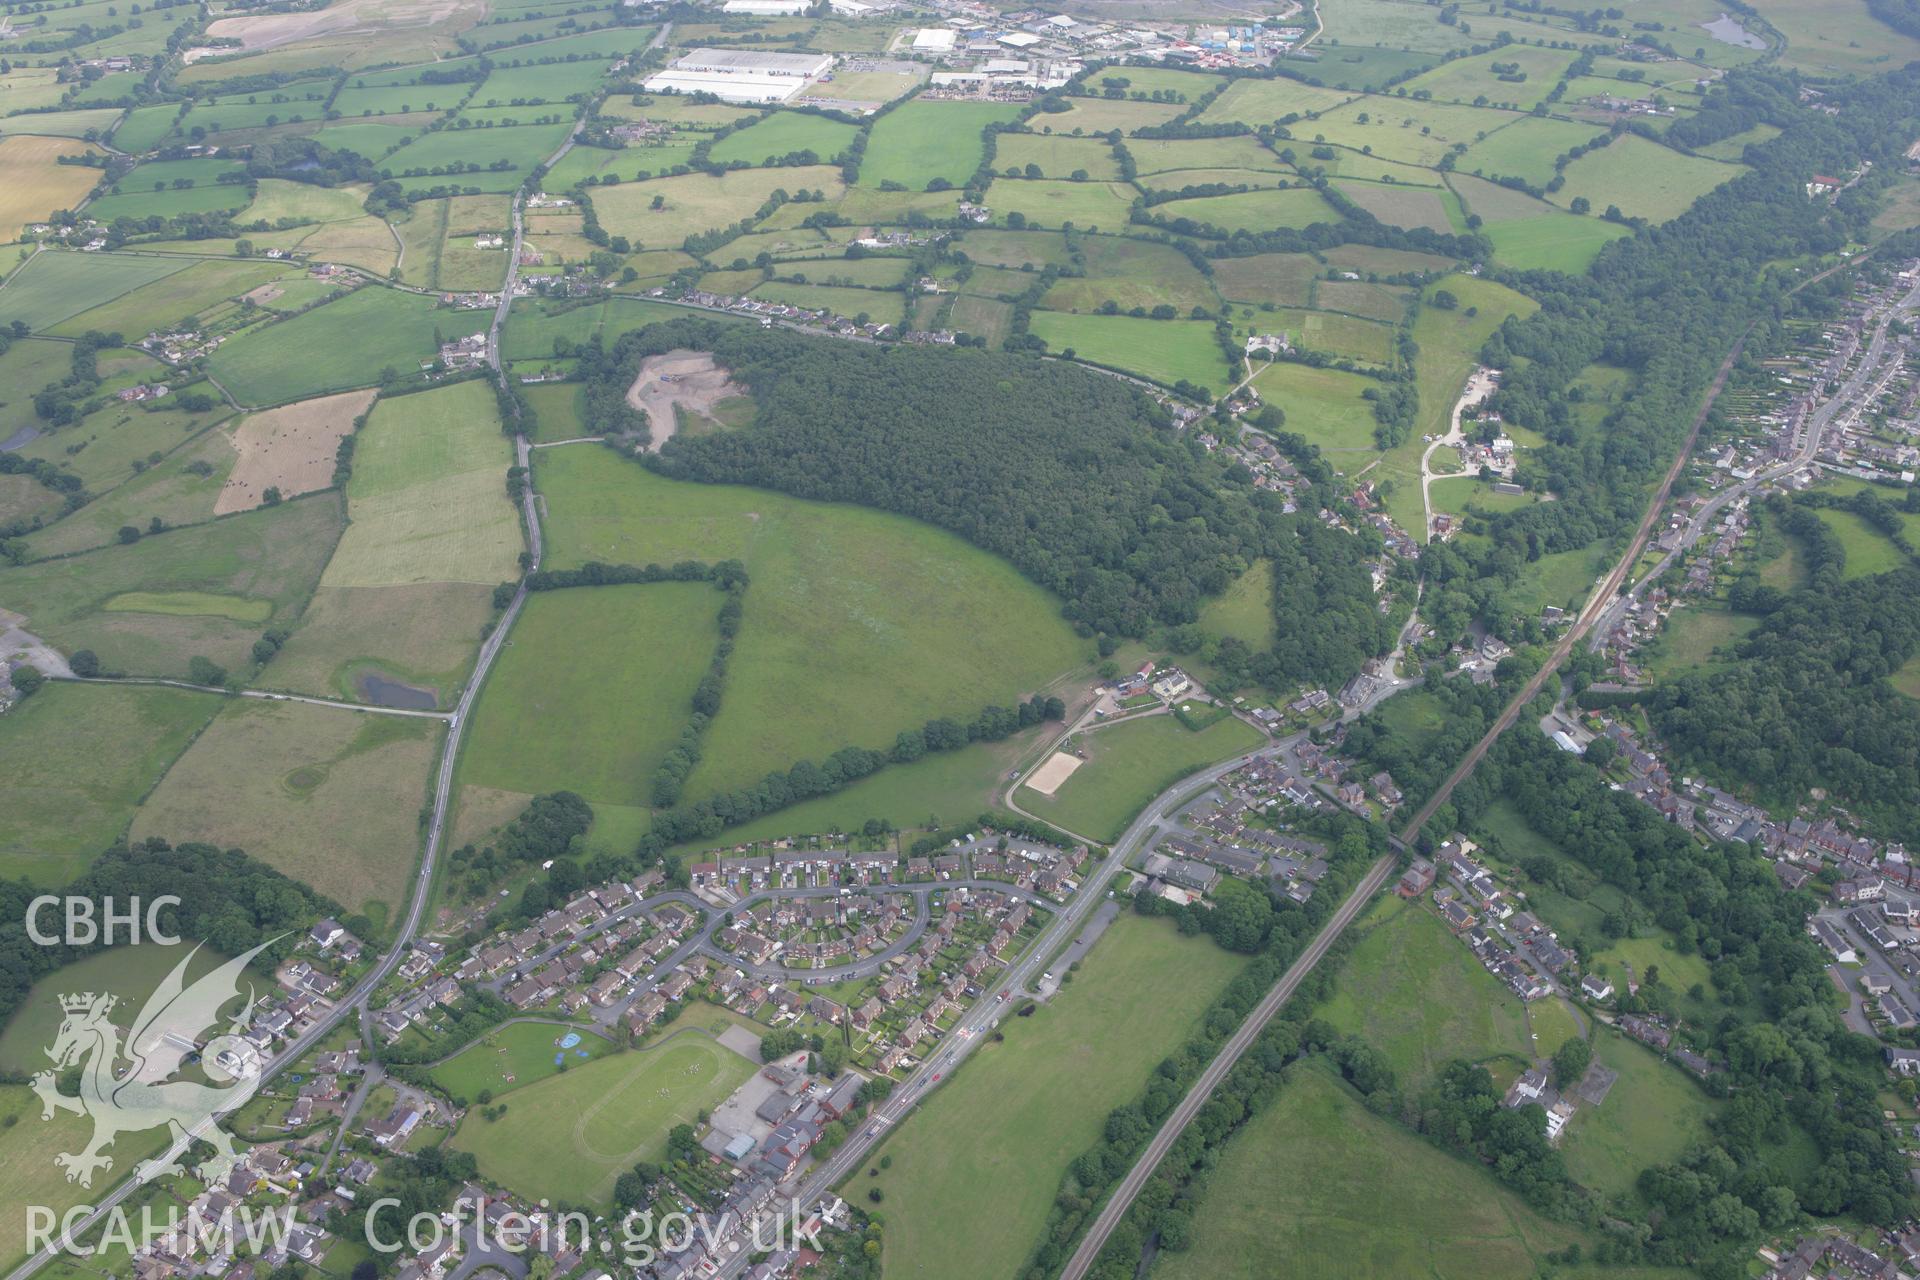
[0,841,337,1037]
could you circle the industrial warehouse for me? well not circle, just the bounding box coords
[641,47,837,102]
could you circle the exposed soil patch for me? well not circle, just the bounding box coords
[623,349,747,452]
[243,283,284,306]
[218,387,376,514]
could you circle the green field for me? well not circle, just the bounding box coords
[25,428,240,559]
[0,252,190,332]
[428,1020,615,1101]
[593,164,847,249]
[1321,898,1533,1091]
[984,177,1138,231]
[1550,134,1743,223]
[1016,713,1263,842]
[1560,1029,1718,1199]
[708,110,858,166]
[1250,362,1386,453]
[1154,184,1338,234]
[451,1028,756,1207]
[130,697,439,922]
[206,286,446,404]
[860,99,1021,190]
[1335,179,1459,233]
[862,914,1249,1280]
[1036,235,1218,315]
[47,258,287,339]
[1816,506,1908,578]
[318,380,522,588]
[1459,117,1605,188]
[1199,558,1276,648]
[994,132,1122,181]
[0,493,343,678]
[461,581,720,806]
[1027,312,1233,392]
[534,446,1088,800]
[0,682,220,885]
[1644,605,1759,679]
[1155,1064,1589,1280]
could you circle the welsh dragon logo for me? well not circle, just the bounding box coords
[32,941,279,1189]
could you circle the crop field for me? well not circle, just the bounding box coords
[533,446,1087,799]
[1333,179,1458,233]
[1154,184,1336,234]
[460,581,720,807]
[1029,311,1231,390]
[1561,1030,1717,1199]
[218,387,375,513]
[49,258,288,339]
[708,110,858,166]
[1039,235,1219,314]
[0,682,220,886]
[1552,134,1743,223]
[452,1031,757,1207]
[1315,279,1413,324]
[863,915,1249,1280]
[28,431,238,558]
[1156,1065,1590,1280]
[993,132,1121,180]
[207,285,445,404]
[428,1021,615,1101]
[131,697,438,921]
[1017,713,1262,842]
[860,99,1021,190]
[0,493,342,677]
[0,251,191,332]
[1323,900,1533,1090]
[594,165,846,249]
[1249,362,1384,452]
[0,136,105,239]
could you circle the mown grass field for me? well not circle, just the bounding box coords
[533,446,1088,801]
[1155,1064,1596,1280]
[1017,713,1263,842]
[0,682,220,885]
[206,285,445,404]
[862,914,1249,1280]
[452,1030,755,1207]
[0,493,342,678]
[460,581,720,807]
[1027,312,1232,392]
[859,99,1021,190]
[1321,897,1533,1091]
[319,379,522,588]
[0,251,191,332]
[594,165,846,249]
[130,697,438,924]
[48,258,289,339]
[429,1020,615,1101]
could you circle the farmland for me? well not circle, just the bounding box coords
[860,99,1021,190]
[206,286,446,404]
[130,697,439,924]
[0,682,219,885]
[0,252,191,332]
[0,137,105,240]
[1026,312,1232,392]
[533,445,1087,799]
[862,915,1249,1280]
